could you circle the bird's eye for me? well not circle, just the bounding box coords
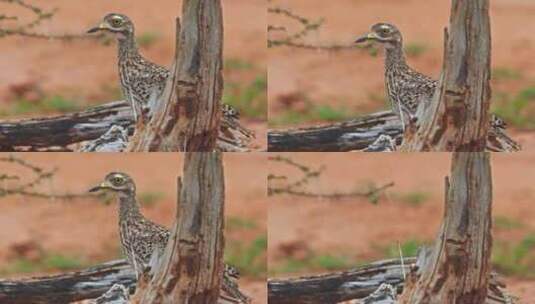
[111,18,123,27]
[112,177,124,185]
[380,28,390,35]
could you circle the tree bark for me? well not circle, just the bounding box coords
[134,152,225,303]
[128,0,224,152]
[401,0,492,151]
[400,153,493,304]
[0,101,253,152]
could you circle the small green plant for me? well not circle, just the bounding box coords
[270,104,354,126]
[138,191,165,207]
[42,254,85,270]
[223,73,267,119]
[492,85,535,129]
[492,234,535,278]
[494,216,525,231]
[2,95,80,117]
[492,67,522,81]
[382,239,427,258]
[396,191,429,207]
[272,253,354,275]
[225,235,267,278]
[137,32,161,48]
[404,42,427,58]
[0,253,87,275]
[227,216,257,231]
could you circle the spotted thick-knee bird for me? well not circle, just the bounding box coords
[355,23,519,151]
[89,172,249,303]
[87,13,240,125]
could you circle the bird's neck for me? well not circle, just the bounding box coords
[118,192,142,221]
[384,43,407,70]
[117,34,139,61]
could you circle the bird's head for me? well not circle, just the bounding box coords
[89,172,136,194]
[355,23,402,49]
[87,13,134,40]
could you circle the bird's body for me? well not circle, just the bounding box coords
[88,13,239,126]
[90,172,249,303]
[383,44,436,122]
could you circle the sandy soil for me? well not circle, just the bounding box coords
[0,0,267,149]
[268,153,535,303]
[0,153,267,303]
[268,0,535,148]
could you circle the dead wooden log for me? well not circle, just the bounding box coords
[268,111,403,152]
[268,258,412,304]
[0,259,135,304]
[267,111,518,152]
[128,0,224,151]
[0,100,252,152]
[400,0,491,151]
[134,152,226,303]
[268,255,513,304]
[400,152,493,303]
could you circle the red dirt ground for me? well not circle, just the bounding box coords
[0,153,267,303]
[268,153,535,303]
[0,0,266,149]
[268,0,535,149]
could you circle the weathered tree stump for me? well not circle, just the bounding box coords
[401,0,491,151]
[128,0,224,152]
[400,153,493,303]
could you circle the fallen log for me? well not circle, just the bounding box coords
[0,100,253,152]
[268,256,514,304]
[267,111,519,152]
[0,259,135,304]
[268,111,402,152]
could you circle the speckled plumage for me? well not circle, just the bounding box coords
[90,13,239,124]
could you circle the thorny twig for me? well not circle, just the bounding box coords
[268,156,393,203]
[268,2,377,54]
[0,155,98,200]
[0,0,105,41]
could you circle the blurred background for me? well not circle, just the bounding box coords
[0,0,266,148]
[268,0,535,150]
[268,153,535,302]
[0,153,267,303]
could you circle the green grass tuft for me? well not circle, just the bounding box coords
[492,85,535,129]
[270,104,355,127]
[223,74,267,119]
[272,253,354,275]
[382,239,426,258]
[225,235,267,278]
[492,67,522,81]
[1,95,80,117]
[0,253,86,275]
[492,234,535,278]
[494,216,525,231]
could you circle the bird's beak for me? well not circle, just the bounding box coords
[355,32,378,44]
[87,22,108,34]
[89,181,110,193]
